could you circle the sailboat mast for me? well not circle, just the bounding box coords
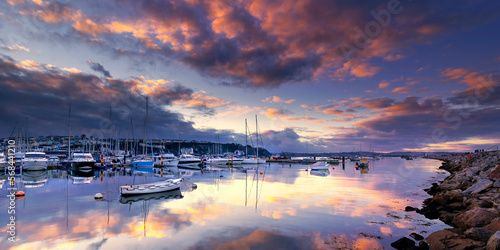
[68,105,71,159]
[255,115,258,159]
[144,97,148,155]
[245,119,248,157]
[25,117,28,151]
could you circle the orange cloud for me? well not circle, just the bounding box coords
[350,62,382,78]
[441,68,470,80]
[378,82,390,88]
[172,91,230,109]
[1,44,30,52]
[391,86,411,93]
[261,96,295,104]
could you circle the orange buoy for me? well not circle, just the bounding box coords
[260,171,263,175]
[15,191,25,199]
[332,167,335,170]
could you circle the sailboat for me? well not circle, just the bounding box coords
[132,97,154,167]
[242,115,266,164]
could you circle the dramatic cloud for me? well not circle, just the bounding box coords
[4,0,495,88]
[0,55,238,142]
[87,60,112,78]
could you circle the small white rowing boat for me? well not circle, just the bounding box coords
[120,178,183,196]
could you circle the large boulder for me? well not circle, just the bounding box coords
[426,229,458,249]
[486,231,500,250]
[485,218,500,232]
[464,227,494,242]
[452,207,498,228]
[462,179,493,195]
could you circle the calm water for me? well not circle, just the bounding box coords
[1,158,450,249]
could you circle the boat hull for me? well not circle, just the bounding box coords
[131,161,155,167]
[71,161,95,170]
[120,179,183,196]
[154,159,179,167]
[22,160,48,171]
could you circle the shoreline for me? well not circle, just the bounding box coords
[412,151,500,249]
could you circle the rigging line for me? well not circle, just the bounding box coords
[258,167,266,201]
[246,170,257,201]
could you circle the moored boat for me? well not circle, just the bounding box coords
[355,158,369,168]
[0,152,7,171]
[178,154,201,169]
[310,161,330,171]
[120,178,183,196]
[70,153,96,170]
[205,156,229,165]
[21,152,48,171]
[131,155,155,167]
[119,188,183,204]
[153,153,179,167]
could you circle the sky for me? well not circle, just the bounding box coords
[0,0,499,153]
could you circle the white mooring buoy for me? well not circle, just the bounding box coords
[94,193,104,199]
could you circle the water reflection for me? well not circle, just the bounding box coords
[1,158,450,249]
[21,170,49,188]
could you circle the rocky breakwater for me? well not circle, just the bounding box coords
[418,151,500,249]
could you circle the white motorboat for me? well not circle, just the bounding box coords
[154,153,179,167]
[22,152,48,171]
[120,178,183,196]
[0,152,7,171]
[205,157,229,165]
[70,153,96,170]
[310,161,330,171]
[178,154,201,169]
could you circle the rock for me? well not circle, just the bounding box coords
[425,183,440,195]
[405,206,417,212]
[446,190,464,203]
[489,166,500,179]
[487,231,500,250]
[439,211,456,224]
[391,237,415,249]
[445,238,485,249]
[464,227,494,242]
[494,179,500,188]
[452,207,499,228]
[463,179,494,195]
[410,232,424,241]
[485,218,500,232]
[439,183,459,191]
[425,229,459,249]
[467,198,494,209]
[418,240,429,250]
[446,202,464,211]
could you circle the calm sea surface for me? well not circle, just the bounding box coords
[1,158,451,249]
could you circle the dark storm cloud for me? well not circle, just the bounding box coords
[0,55,239,142]
[87,60,112,78]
